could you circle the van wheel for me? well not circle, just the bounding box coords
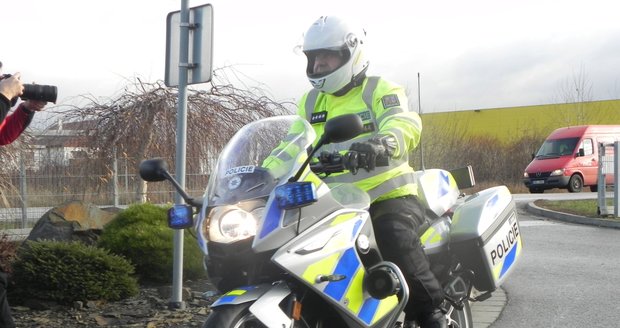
[568,175,583,193]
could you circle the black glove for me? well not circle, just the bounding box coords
[347,138,388,172]
[343,150,362,174]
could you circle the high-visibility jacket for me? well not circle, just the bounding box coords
[298,76,422,202]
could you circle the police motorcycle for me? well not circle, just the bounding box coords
[139,113,522,328]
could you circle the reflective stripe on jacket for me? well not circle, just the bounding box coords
[297,76,422,202]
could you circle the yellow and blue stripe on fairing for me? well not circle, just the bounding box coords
[316,247,398,325]
[298,212,398,325]
[211,285,257,307]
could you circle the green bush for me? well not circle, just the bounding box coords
[11,240,138,304]
[97,203,204,283]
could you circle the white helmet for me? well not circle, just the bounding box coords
[302,16,369,94]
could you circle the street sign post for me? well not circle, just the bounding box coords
[165,3,214,87]
[165,1,213,310]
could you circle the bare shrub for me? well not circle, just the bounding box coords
[17,68,293,204]
[414,122,549,193]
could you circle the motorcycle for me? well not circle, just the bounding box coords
[139,113,523,328]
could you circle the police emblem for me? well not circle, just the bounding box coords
[381,94,400,109]
[228,176,241,190]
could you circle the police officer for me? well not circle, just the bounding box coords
[297,16,446,328]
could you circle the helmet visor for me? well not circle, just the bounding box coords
[305,48,351,78]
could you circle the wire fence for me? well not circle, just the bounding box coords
[0,156,209,231]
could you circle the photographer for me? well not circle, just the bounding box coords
[0,61,47,328]
[0,61,47,145]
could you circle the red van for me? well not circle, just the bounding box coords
[523,125,620,193]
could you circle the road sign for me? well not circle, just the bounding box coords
[165,4,214,87]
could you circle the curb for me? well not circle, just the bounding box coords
[525,202,620,229]
[471,287,507,328]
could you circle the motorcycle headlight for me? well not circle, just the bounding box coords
[205,205,262,244]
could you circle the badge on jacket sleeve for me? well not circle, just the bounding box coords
[381,94,400,109]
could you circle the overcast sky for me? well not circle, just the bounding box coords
[3,0,620,115]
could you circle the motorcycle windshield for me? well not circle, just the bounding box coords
[206,115,315,206]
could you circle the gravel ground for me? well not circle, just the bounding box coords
[11,279,217,327]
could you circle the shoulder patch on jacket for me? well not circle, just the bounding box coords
[310,111,328,124]
[381,94,400,109]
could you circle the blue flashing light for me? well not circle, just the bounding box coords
[275,182,318,210]
[167,204,194,229]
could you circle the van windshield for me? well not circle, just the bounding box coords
[535,137,579,158]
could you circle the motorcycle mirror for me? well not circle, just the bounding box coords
[323,113,364,144]
[138,158,204,208]
[139,158,169,182]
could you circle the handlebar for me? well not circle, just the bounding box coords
[310,151,384,175]
[310,151,348,175]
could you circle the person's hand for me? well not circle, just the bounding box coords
[347,139,387,171]
[0,72,24,100]
[23,100,47,112]
[343,150,362,174]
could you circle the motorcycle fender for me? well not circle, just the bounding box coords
[210,283,274,308]
[249,282,294,328]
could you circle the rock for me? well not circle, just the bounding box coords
[72,301,83,310]
[12,280,213,327]
[85,300,103,309]
[22,299,57,311]
[25,200,119,245]
[156,285,192,301]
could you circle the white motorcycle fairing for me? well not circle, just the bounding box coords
[210,282,294,328]
[272,208,401,327]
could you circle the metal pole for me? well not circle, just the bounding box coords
[597,142,605,215]
[417,72,425,171]
[169,0,190,310]
[19,151,27,229]
[614,142,619,217]
[113,147,119,207]
[124,157,129,203]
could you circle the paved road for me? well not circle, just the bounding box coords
[493,214,620,327]
[471,194,620,327]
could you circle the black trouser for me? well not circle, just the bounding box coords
[369,195,444,318]
[0,272,15,328]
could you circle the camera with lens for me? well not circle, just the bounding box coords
[0,74,58,103]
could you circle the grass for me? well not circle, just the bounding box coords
[535,199,619,219]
